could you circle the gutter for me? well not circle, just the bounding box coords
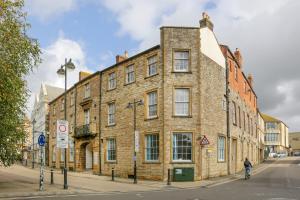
[98,72,102,175]
[225,53,231,175]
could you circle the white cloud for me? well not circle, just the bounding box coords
[26,35,91,115]
[100,0,300,131]
[25,0,76,20]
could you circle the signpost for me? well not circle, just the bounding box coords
[56,120,69,149]
[38,133,45,191]
[134,131,139,153]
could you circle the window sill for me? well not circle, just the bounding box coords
[107,87,117,92]
[171,71,192,74]
[171,161,194,164]
[143,161,161,164]
[172,115,192,118]
[105,161,117,164]
[144,116,158,121]
[217,160,226,163]
[124,81,135,86]
[144,73,159,79]
[106,124,116,127]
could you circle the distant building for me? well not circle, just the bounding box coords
[289,132,300,155]
[21,116,32,166]
[31,84,64,166]
[261,113,289,155]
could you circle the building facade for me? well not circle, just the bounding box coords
[31,84,64,165]
[257,112,265,161]
[262,113,289,155]
[289,132,300,155]
[48,14,260,181]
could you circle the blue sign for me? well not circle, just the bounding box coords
[38,134,46,146]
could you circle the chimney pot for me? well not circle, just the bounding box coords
[199,12,214,31]
[247,74,253,87]
[124,51,128,59]
[234,48,243,68]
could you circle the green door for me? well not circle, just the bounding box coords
[173,168,194,181]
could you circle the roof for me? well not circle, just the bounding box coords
[44,84,64,102]
[261,113,289,127]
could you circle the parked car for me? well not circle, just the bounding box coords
[294,152,300,156]
[277,153,287,158]
[269,152,278,158]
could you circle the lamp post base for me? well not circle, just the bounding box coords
[63,168,68,189]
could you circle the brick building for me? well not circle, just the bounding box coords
[48,13,260,181]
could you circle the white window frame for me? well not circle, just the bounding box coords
[84,109,90,125]
[70,92,74,106]
[107,138,116,161]
[147,55,157,76]
[174,88,190,116]
[174,51,189,72]
[108,72,116,90]
[232,101,237,125]
[61,99,64,111]
[172,133,192,162]
[147,91,157,118]
[108,103,115,125]
[218,136,225,162]
[125,65,135,84]
[145,134,159,161]
[84,83,90,98]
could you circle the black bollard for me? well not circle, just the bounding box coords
[167,168,171,185]
[51,168,54,184]
[112,168,115,181]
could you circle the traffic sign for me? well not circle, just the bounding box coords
[56,120,69,148]
[38,134,46,146]
[134,131,139,152]
[199,135,210,146]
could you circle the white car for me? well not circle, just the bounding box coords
[269,152,277,158]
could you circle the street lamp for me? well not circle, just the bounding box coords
[32,119,36,169]
[57,58,75,190]
[126,99,143,184]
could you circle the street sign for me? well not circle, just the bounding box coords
[56,120,69,148]
[134,131,139,152]
[199,135,210,146]
[38,134,46,147]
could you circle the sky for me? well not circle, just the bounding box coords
[24,0,300,132]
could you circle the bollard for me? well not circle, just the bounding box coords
[167,168,171,185]
[112,168,115,181]
[51,168,54,184]
[61,167,64,174]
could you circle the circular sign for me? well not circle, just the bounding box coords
[38,134,46,146]
[59,124,67,132]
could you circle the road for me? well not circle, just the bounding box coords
[10,157,300,200]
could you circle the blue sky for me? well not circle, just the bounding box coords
[25,0,300,131]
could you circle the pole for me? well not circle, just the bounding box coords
[167,169,171,185]
[51,168,54,184]
[63,59,68,190]
[133,99,137,184]
[39,145,44,191]
[32,120,35,169]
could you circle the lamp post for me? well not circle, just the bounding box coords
[57,58,75,190]
[32,119,36,169]
[126,99,143,184]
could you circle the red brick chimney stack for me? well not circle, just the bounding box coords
[234,48,243,68]
[116,50,129,63]
[199,12,214,31]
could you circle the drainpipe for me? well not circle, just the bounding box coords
[225,54,231,175]
[74,86,77,171]
[98,72,102,175]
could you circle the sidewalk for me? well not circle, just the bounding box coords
[0,161,270,199]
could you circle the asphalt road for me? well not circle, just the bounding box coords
[27,157,300,200]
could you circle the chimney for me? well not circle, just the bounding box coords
[199,12,214,31]
[234,48,243,68]
[79,71,92,81]
[247,74,253,87]
[116,51,129,63]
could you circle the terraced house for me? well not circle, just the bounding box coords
[48,13,260,181]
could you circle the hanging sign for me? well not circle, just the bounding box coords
[56,120,69,148]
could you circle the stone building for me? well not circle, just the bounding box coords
[262,113,289,155]
[31,84,64,166]
[48,13,260,181]
[220,45,260,174]
[289,132,300,155]
[257,111,266,162]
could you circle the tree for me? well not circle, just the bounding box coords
[0,0,41,166]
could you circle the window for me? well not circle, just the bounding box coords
[266,122,276,129]
[174,88,190,116]
[250,118,253,135]
[108,72,116,90]
[145,134,159,161]
[243,111,246,131]
[61,99,64,111]
[84,83,90,98]
[107,138,116,161]
[222,97,227,111]
[172,133,192,161]
[108,103,115,125]
[125,65,135,84]
[147,91,157,118]
[52,146,56,162]
[147,55,157,76]
[234,65,238,80]
[174,51,189,72]
[218,136,225,162]
[265,133,279,142]
[84,109,90,125]
[70,92,74,106]
[69,145,74,162]
[53,105,56,115]
[247,114,250,133]
[232,101,237,125]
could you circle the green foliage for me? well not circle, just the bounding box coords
[0,0,41,166]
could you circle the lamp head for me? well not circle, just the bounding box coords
[57,67,65,76]
[65,58,75,70]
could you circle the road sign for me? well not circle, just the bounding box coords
[199,135,210,146]
[38,134,46,146]
[134,131,139,152]
[57,120,69,149]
